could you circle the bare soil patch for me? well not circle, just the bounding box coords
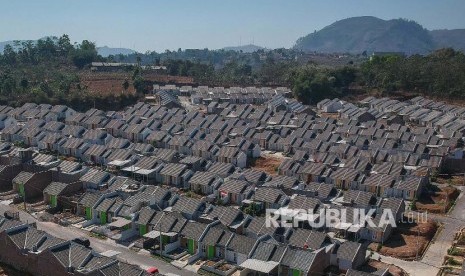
[251,156,282,176]
[369,220,438,260]
[416,186,459,213]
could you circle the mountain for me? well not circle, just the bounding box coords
[294,16,465,54]
[222,44,265,53]
[431,29,465,51]
[97,46,136,57]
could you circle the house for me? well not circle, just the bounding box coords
[202,206,245,231]
[286,228,330,250]
[243,217,279,239]
[121,156,163,184]
[218,179,253,205]
[159,163,193,188]
[43,181,83,209]
[123,124,152,142]
[216,146,247,168]
[189,171,222,195]
[225,234,256,265]
[303,182,337,202]
[0,224,66,274]
[263,175,299,195]
[82,129,111,145]
[170,196,206,220]
[135,207,157,236]
[199,224,233,260]
[12,170,52,202]
[79,168,112,189]
[378,197,405,222]
[38,133,65,151]
[342,190,377,210]
[360,174,395,197]
[252,187,289,210]
[0,114,16,130]
[280,247,329,276]
[82,144,110,165]
[77,191,104,219]
[327,168,363,190]
[50,104,76,120]
[335,241,366,271]
[207,162,236,178]
[179,221,209,255]
[58,138,89,159]
[390,176,425,200]
[239,239,286,275]
[50,160,87,183]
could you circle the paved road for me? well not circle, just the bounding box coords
[0,203,196,276]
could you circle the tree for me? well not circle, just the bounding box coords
[122,79,129,92]
[3,44,16,65]
[70,40,98,69]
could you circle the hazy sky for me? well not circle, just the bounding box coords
[1,0,464,52]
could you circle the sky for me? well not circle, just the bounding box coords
[1,0,464,52]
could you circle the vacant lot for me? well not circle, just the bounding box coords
[416,186,459,213]
[369,221,438,260]
[79,72,195,96]
[80,72,135,95]
[251,156,282,176]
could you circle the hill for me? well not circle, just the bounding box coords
[431,29,465,51]
[222,44,265,53]
[97,46,137,57]
[294,16,465,54]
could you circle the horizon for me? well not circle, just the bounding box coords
[1,0,465,52]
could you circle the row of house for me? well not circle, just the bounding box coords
[0,215,147,276]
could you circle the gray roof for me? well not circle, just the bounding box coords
[227,234,255,255]
[180,221,208,240]
[43,182,70,196]
[287,228,327,250]
[78,192,102,207]
[337,241,363,261]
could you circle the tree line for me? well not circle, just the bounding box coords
[1,33,464,110]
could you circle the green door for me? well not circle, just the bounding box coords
[292,269,301,276]
[188,239,195,254]
[100,211,107,224]
[85,207,92,220]
[207,245,215,259]
[18,184,25,197]
[139,225,147,236]
[50,195,57,207]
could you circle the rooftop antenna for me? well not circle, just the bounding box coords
[240,36,242,47]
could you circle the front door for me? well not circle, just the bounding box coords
[188,239,195,254]
[100,211,107,224]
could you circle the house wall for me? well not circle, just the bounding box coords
[24,171,53,201]
[0,232,39,273]
[0,164,22,191]
[36,249,74,276]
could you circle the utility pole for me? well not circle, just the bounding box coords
[22,182,26,212]
[159,219,163,258]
